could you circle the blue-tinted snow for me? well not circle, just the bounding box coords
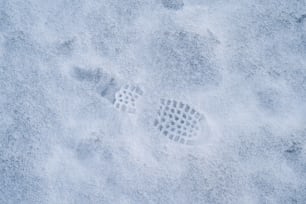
[1,0,306,203]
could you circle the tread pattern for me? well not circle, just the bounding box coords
[114,84,143,113]
[154,99,204,145]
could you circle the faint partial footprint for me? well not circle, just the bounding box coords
[75,132,113,161]
[154,99,205,145]
[72,66,104,83]
[162,0,184,10]
[71,66,143,114]
[76,137,102,160]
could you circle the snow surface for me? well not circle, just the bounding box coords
[1,0,306,203]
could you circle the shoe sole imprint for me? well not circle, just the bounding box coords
[154,98,204,145]
[113,84,143,113]
[71,67,144,114]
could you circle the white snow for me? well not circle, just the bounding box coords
[0,0,306,203]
